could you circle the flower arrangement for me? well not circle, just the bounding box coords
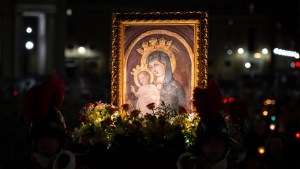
[72,101,200,151]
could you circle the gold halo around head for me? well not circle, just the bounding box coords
[137,37,176,72]
[131,64,154,87]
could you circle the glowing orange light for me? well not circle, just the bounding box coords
[271,99,276,105]
[264,99,272,106]
[296,132,300,139]
[258,146,265,155]
[262,110,268,116]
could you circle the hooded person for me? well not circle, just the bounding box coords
[23,74,76,169]
[225,100,265,169]
[177,79,237,169]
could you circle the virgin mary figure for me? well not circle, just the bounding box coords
[146,51,186,111]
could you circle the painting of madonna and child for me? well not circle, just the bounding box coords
[119,22,204,116]
[112,12,207,116]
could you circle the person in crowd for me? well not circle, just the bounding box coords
[177,79,236,169]
[262,132,292,169]
[247,115,269,161]
[226,100,266,169]
[20,74,76,169]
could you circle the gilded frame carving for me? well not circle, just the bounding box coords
[111,11,208,111]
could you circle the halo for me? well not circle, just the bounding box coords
[137,38,176,72]
[131,64,154,87]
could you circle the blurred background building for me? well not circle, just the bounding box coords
[0,0,300,167]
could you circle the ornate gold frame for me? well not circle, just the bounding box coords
[111,11,208,110]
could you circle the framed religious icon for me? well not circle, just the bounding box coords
[111,11,208,114]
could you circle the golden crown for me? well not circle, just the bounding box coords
[137,37,172,55]
[137,37,176,72]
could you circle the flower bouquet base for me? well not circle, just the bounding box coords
[72,101,200,169]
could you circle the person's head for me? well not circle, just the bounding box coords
[146,51,173,83]
[30,107,67,157]
[138,71,151,85]
[36,137,60,156]
[192,80,236,164]
[24,74,67,157]
[194,114,233,165]
[201,133,228,164]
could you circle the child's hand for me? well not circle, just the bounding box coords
[130,85,135,93]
